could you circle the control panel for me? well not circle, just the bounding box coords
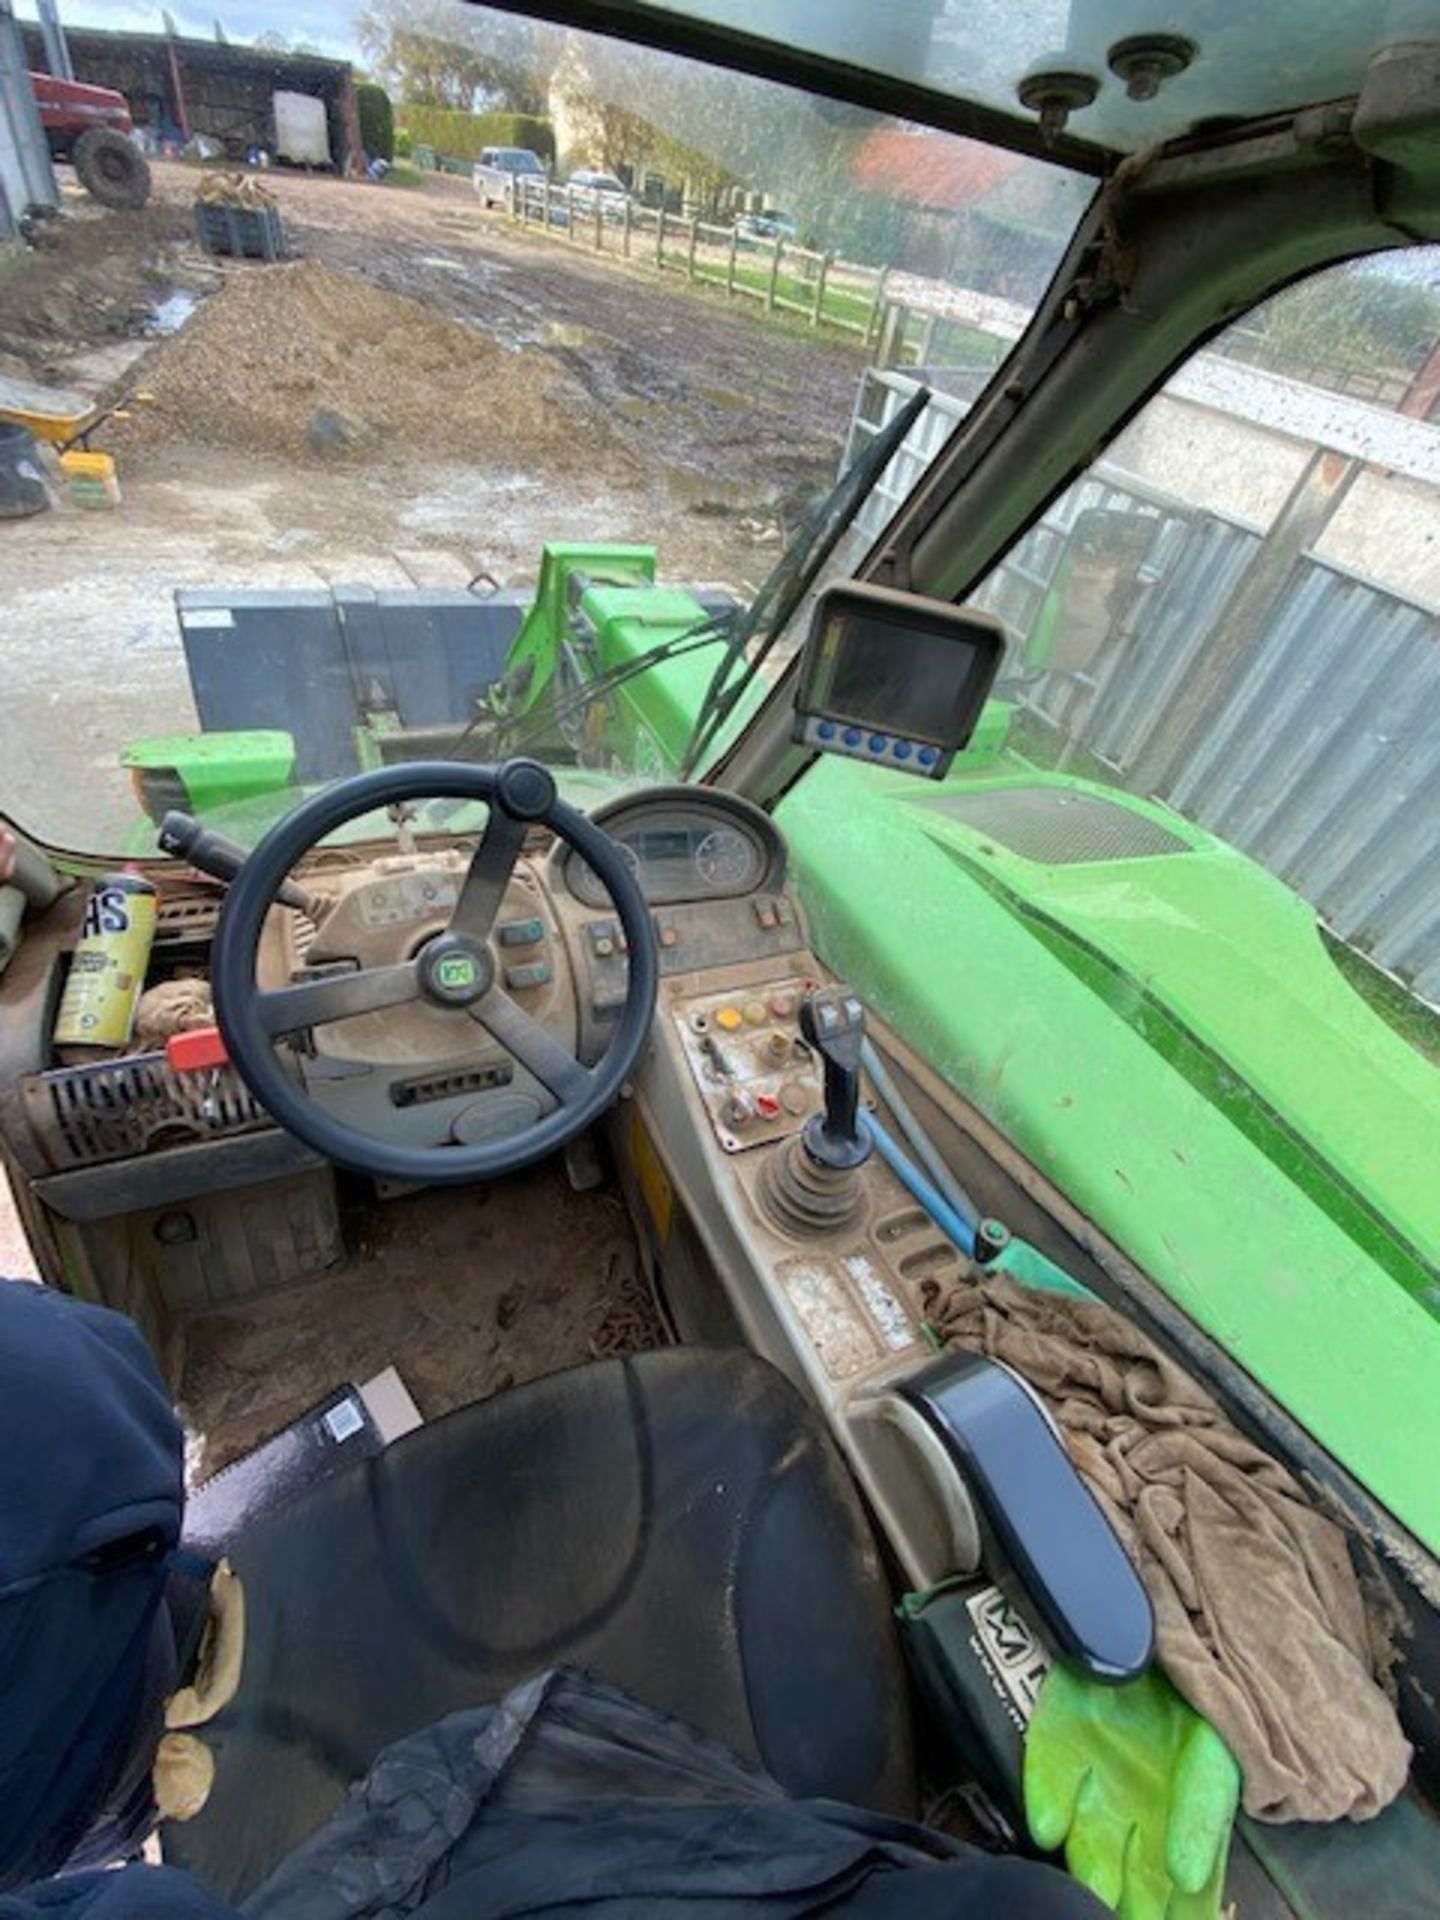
[674,979,824,1153]
[577,894,803,1021]
[797,716,941,771]
[356,862,463,929]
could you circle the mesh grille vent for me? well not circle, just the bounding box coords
[26,1053,270,1171]
[927,786,1191,865]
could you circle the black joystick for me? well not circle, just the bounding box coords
[799,985,872,1171]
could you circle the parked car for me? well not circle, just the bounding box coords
[28,70,151,210]
[736,209,797,242]
[567,168,629,218]
[471,146,547,209]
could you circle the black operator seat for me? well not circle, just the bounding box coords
[167,1348,918,1903]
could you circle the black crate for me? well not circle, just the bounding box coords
[193,200,286,261]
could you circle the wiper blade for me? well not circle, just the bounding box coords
[676,383,932,779]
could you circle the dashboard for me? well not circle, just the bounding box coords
[1,786,810,1178]
[251,785,807,1154]
[557,788,784,908]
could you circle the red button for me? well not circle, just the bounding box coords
[755,1093,781,1119]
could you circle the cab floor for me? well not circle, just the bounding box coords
[177,1159,667,1479]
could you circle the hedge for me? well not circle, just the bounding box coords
[357,82,394,163]
[397,106,555,167]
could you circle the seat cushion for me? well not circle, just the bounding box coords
[168,1348,916,1901]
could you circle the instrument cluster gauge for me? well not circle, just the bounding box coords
[568,838,642,905]
[694,825,760,891]
[557,789,783,907]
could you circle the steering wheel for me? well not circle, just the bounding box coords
[210,759,658,1185]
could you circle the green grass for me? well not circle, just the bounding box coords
[685,258,875,332]
[379,161,426,190]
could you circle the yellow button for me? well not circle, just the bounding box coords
[715,1006,744,1032]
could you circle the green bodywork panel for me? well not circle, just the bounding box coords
[122,731,297,815]
[507,543,765,775]
[776,752,1440,1552]
[506,542,660,712]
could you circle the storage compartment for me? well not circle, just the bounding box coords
[131,1166,343,1313]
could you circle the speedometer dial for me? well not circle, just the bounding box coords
[694,826,760,891]
[568,838,642,906]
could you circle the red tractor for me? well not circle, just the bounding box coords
[29,70,152,210]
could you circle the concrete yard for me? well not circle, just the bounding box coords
[1,164,865,847]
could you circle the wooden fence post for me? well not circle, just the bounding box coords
[593,197,603,250]
[566,186,577,242]
[875,298,907,366]
[766,237,782,311]
[812,251,831,327]
[541,178,551,231]
[866,267,890,349]
[656,206,666,268]
[622,196,631,258]
[687,215,699,280]
[726,224,738,294]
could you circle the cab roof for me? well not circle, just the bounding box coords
[484,0,1440,172]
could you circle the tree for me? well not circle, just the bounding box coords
[356,0,551,113]
[1258,265,1440,379]
[357,82,395,163]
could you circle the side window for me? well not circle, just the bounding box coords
[851,255,1440,1058]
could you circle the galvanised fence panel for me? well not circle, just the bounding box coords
[841,370,1440,1011]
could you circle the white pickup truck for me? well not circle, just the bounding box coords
[471,146,547,210]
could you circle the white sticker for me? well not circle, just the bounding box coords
[323,1396,365,1444]
[183,609,235,630]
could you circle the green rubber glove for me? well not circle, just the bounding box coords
[1023,1664,1241,1920]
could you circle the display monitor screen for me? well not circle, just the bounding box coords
[794,584,1004,772]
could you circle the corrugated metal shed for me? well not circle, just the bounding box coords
[843,368,1440,1014]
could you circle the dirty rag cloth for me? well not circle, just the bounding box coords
[132,979,213,1051]
[924,1274,1411,1824]
[240,1667,1105,1920]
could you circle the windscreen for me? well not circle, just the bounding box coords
[0,0,1089,856]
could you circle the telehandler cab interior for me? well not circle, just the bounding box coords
[2,3,1438,1916]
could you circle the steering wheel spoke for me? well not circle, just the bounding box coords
[258,961,421,1038]
[469,990,593,1107]
[450,808,529,941]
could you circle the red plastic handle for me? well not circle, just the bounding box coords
[165,1026,229,1072]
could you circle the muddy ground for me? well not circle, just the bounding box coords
[1,164,864,846]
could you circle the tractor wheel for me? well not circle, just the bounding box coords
[73,128,152,211]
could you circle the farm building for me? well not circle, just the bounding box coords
[19,22,362,173]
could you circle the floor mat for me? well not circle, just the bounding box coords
[179,1161,665,1478]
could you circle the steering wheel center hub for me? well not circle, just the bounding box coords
[417,931,494,1006]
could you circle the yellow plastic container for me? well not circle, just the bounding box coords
[60,449,122,509]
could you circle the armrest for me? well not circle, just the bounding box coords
[897,1351,1153,1682]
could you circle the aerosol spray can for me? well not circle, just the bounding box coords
[52,872,158,1050]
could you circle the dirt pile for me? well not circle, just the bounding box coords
[120,260,610,468]
[0,198,200,375]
